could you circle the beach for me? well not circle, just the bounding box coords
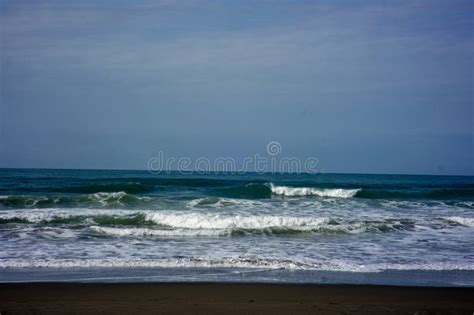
[1,169,473,313]
[1,283,473,314]
[1,0,473,313]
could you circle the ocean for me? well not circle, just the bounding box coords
[0,168,473,285]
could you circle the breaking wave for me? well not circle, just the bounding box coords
[0,210,420,236]
[443,216,474,227]
[269,184,360,198]
[216,183,361,199]
[144,212,327,231]
[0,211,154,226]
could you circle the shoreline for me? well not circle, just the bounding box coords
[1,267,473,287]
[1,283,473,314]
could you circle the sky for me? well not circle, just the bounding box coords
[0,0,473,175]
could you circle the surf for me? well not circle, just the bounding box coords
[269,184,360,198]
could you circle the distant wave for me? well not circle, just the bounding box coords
[217,183,360,199]
[269,184,360,198]
[0,192,156,209]
[2,185,471,211]
[86,191,152,207]
[218,182,474,200]
[58,183,155,194]
[0,194,266,210]
[0,182,156,194]
[0,178,246,194]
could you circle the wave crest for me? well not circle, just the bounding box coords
[0,210,417,235]
[145,212,329,230]
[87,191,152,207]
[443,216,474,227]
[269,184,360,198]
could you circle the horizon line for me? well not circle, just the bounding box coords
[0,166,472,177]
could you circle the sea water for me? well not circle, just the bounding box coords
[0,169,473,285]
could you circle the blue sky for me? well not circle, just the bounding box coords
[0,0,472,175]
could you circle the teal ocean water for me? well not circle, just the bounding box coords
[0,169,473,284]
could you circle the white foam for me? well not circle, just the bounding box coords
[89,191,128,198]
[187,197,262,209]
[89,223,371,237]
[145,212,329,230]
[0,209,331,231]
[444,216,474,227]
[269,184,360,198]
[0,258,311,269]
[0,209,418,235]
[455,201,474,208]
[26,197,49,207]
[86,191,152,206]
[0,258,473,272]
[37,228,78,239]
[90,226,229,237]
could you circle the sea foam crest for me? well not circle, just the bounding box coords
[87,191,152,206]
[269,184,360,198]
[145,212,329,230]
[0,209,417,234]
[444,216,474,227]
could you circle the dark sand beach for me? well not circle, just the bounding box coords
[1,283,473,314]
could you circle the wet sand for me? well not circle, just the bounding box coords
[0,283,473,314]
